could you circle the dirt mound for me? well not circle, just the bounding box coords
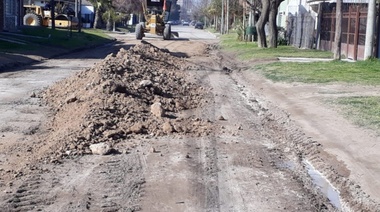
[40,41,212,158]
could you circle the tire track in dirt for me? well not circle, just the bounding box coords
[228,64,380,210]
[88,154,144,211]
[184,45,337,211]
[0,152,144,211]
[1,174,50,211]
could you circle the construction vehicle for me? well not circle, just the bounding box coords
[136,0,178,40]
[23,4,78,28]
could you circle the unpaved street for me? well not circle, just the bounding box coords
[0,26,379,211]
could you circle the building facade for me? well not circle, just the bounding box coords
[3,0,22,31]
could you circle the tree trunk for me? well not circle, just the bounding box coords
[333,0,342,59]
[256,0,270,48]
[268,0,282,48]
[221,0,224,34]
[106,12,112,31]
[50,0,55,29]
[226,0,229,34]
[93,7,101,29]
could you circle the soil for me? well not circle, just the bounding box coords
[0,31,380,211]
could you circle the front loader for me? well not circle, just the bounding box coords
[136,0,178,40]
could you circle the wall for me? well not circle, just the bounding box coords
[0,0,4,31]
[4,0,20,31]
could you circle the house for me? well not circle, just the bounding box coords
[280,0,378,60]
[2,0,23,32]
[315,1,370,60]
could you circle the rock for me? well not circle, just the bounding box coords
[218,115,226,120]
[162,121,174,133]
[65,94,77,104]
[151,102,165,117]
[89,143,111,155]
[130,122,143,134]
[150,147,156,153]
[139,80,153,88]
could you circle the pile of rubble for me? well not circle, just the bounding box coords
[40,41,212,157]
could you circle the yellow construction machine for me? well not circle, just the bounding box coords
[136,0,178,40]
[23,4,78,28]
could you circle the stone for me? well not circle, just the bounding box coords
[139,80,153,88]
[162,121,173,133]
[151,102,165,117]
[89,143,111,155]
[65,94,77,104]
[130,122,143,134]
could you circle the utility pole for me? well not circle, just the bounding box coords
[364,0,376,59]
[77,0,82,32]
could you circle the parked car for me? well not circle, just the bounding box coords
[182,21,189,26]
[195,22,204,29]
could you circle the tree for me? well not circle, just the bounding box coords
[256,0,270,48]
[268,0,283,48]
[112,0,142,14]
[333,0,342,59]
[88,0,109,28]
[50,0,55,29]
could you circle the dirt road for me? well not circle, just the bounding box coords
[0,27,379,211]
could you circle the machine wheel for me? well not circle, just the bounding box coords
[136,23,144,40]
[163,24,171,40]
[23,13,42,26]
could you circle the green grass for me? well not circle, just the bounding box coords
[0,27,114,52]
[220,32,380,85]
[0,40,29,51]
[220,33,333,60]
[220,32,380,133]
[331,96,380,133]
[258,60,380,85]
[21,27,113,50]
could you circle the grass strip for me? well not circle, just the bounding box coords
[257,60,380,85]
[330,96,380,133]
[220,33,332,60]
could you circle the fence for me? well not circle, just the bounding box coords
[287,12,316,49]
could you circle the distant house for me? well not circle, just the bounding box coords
[2,0,22,32]
[280,0,378,60]
[81,0,95,28]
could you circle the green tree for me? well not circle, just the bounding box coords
[88,0,110,29]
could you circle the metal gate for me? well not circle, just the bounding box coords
[319,3,368,60]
